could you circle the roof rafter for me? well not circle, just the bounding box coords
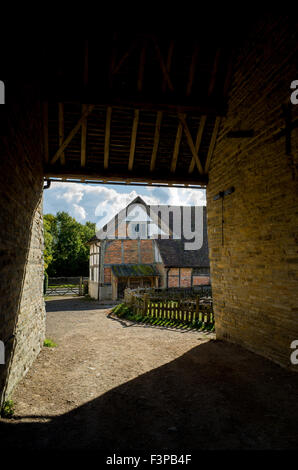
[170,113,185,173]
[204,116,221,173]
[188,115,207,173]
[178,113,204,174]
[128,109,140,171]
[50,104,95,165]
[58,102,65,165]
[104,106,112,169]
[150,110,163,172]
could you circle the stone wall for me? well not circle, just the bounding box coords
[0,97,45,402]
[207,18,298,370]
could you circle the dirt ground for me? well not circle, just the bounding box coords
[0,296,298,451]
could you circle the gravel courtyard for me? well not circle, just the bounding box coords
[0,296,298,450]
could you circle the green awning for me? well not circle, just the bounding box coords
[111,264,160,278]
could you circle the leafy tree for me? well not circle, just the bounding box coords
[43,212,96,276]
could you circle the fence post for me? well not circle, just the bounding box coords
[143,293,148,316]
[195,295,200,321]
[79,276,83,296]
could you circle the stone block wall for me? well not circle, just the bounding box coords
[207,18,298,370]
[0,97,46,402]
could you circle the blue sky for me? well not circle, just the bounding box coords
[43,182,206,231]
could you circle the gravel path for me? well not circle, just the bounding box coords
[0,297,298,450]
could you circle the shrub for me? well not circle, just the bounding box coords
[43,338,57,348]
[1,400,14,418]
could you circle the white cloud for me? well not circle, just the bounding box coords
[73,204,87,221]
[165,187,206,206]
[43,182,206,227]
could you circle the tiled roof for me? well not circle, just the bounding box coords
[156,207,209,268]
[111,264,160,278]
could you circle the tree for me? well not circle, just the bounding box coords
[43,212,96,276]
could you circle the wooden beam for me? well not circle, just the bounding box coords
[152,37,174,92]
[104,106,112,169]
[112,40,138,76]
[83,39,88,87]
[43,102,49,164]
[186,43,199,96]
[150,111,163,172]
[50,105,95,165]
[188,115,207,173]
[223,53,234,98]
[170,114,185,173]
[208,48,221,97]
[81,104,88,167]
[81,41,89,168]
[44,165,208,186]
[162,40,174,93]
[179,114,204,174]
[137,41,147,92]
[128,109,140,171]
[58,103,65,165]
[204,116,221,173]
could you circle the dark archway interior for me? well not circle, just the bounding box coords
[0,17,298,451]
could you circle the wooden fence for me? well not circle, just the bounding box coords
[126,292,214,326]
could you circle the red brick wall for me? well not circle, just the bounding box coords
[193,276,210,286]
[180,268,192,287]
[104,267,111,284]
[123,240,138,264]
[140,240,154,263]
[168,268,179,287]
[104,240,122,264]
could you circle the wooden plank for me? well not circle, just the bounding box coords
[43,102,49,164]
[50,105,95,165]
[188,115,207,173]
[104,106,112,169]
[204,116,221,173]
[150,111,163,171]
[58,103,65,165]
[128,109,140,171]
[178,114,204,174]
[80,104,88,167]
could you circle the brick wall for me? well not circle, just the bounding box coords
[140,240,154,263]
[104,267,111,284]
[180,268,192,287]
[123,240,138,264]
[0,97,46,402]
[104,240,122,264]
[193,276,210,286]
[207,18,298,370]
[168,268,179,287]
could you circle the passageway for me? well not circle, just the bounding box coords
[1,297,298,450]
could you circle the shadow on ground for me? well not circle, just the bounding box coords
[1,339,298,451]
[45,298,117,312]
